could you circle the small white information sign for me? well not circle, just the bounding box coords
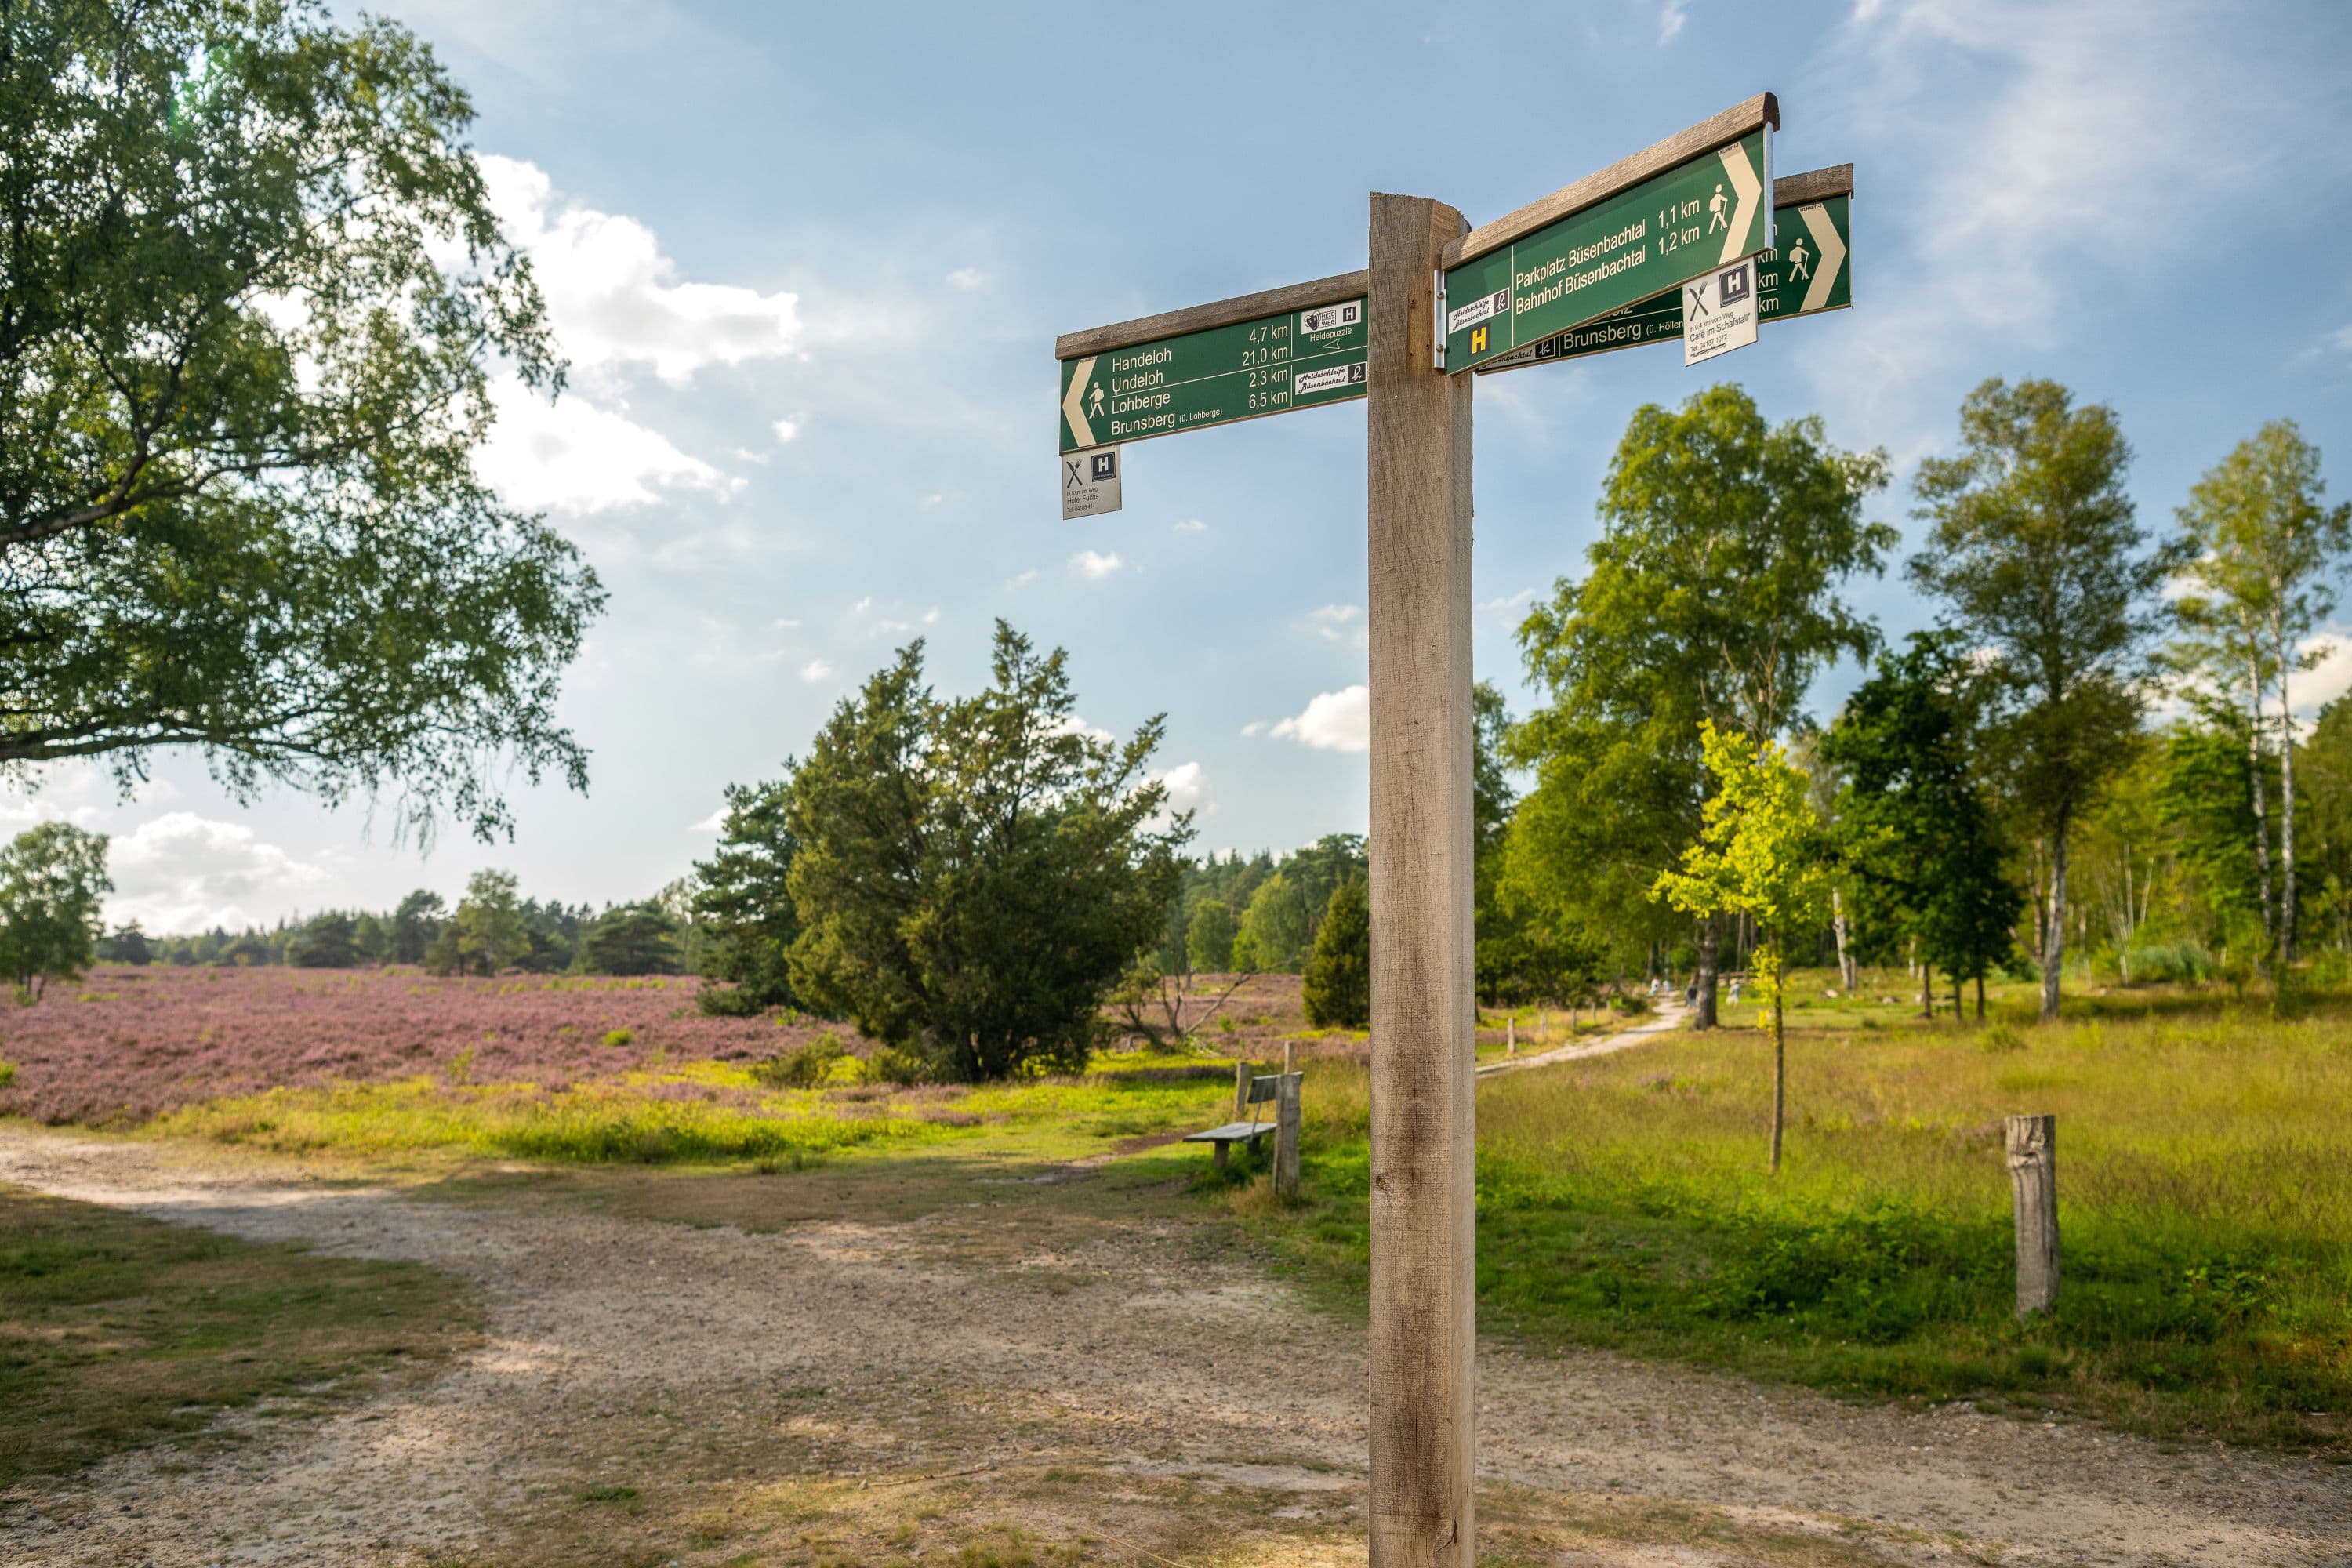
[1062,443,1123,520]
[1682,257,1759,367]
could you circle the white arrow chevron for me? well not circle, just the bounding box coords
[1716,141,1762,266]
[1797,203,1846,315]
[1062,356,1097,448]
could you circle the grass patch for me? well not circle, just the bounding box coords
[142,1051,1236,1168]
[1258,976,2352,1457]
[0,1182,476,1484]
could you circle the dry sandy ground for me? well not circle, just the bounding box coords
[0,1127,2345,1568]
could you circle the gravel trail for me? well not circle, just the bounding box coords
[0,1128,2343,1567]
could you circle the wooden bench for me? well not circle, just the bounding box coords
[1186,1062,1302,1192]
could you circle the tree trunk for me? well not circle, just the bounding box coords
[2276,632,2299,967]
[1920,959,1934,1019]
[2245,662,2277,969]
[1976,973,1987,1021]
[1769,956,1786,1176]
[1951,972,1962,1020]
[2041,819,2069,1023]
[1831,887,1857,991]
[1693,914,1721,1029]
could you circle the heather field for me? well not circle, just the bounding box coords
[0,966,836,1127]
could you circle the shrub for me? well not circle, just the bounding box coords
[862,1042,942,1085]
[1302,878,1370,1029]
[695,983,763,1018]
[1980,1022,2026,1053]
[750,1031,846,1089]
[1610,991,1653,1016]
[0,1059,15,1089]
[2125,940,2214,985]
[601,1026,636,1048]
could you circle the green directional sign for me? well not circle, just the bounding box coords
[1479,194,1849,375]
[1058,298,1367,454]
[1443,129,1771,375]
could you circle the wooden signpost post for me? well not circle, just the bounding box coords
[1054,91,1851,1568]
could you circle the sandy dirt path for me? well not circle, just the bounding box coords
[0,1127,2344,1567]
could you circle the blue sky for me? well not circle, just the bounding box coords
[15,0,2352,933]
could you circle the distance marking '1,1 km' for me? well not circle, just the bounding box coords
[1477,191,1849,375]
[1058,297,1366,454]
[1442,125,1772,374]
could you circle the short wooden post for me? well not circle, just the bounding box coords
[1283,1039,1297,1076]
[1505,1015,1515,1055]
[1234,1058,1250,1120]
[1274,1072,1302,1199]
[1367,188,1476,1568]
[2005,1113,2059,1318]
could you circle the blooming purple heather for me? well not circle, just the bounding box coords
[0,967,869,1127]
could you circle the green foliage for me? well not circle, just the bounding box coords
[750,1032,847,1090]
[2124,939,2216,985]
[695,983,764,1018]
[1508,385,1892,983]
[691,776,802,1006]
[0,823,112,1000]
[0,0,604,840]
[1233,874,1308,973]
[578,902,680,977]
[783,623,1189,1080]
[1911,379,2180,1014]
[1184,899,1236,972]
[390,891,445,965]
[1301,878,1370,1029]
[1823,633,2021,998]
[96,923,151,966]
[427,870,531,978]
[287,913,361,969]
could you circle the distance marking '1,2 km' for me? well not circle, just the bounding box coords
[1477,185,1850,376]
[1058,297,1367,454]
[1442,115,1773,375]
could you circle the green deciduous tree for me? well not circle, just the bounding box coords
[1302,877,1370,1029]
[1653,724,1835,1174]
[1510,385,1891,1025]
[1911,378,2178,1021]
[785,624,1189,1081]
[2171,419,2351,967]
[1234,873,1309,974]
[0,822,112,1000]
[1823,634,2021,1019]
[1185,899,1236,973]
[429,869,529,978]
[0,1,603,840]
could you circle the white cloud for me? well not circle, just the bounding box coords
[773,617,801,628]
[1069,550,1123,580]
[1310,604,1367,647]
[104,812,329,935]
[1239,720,1268,738]
[920,493,946,510]
[772,417,800,442]
[1269,686,1370,753]
[1479,586,1539,618]
[800,659,833,682]
[1007,568,1038,589]
[1657,0,1688,43]
[2325,325,2352,355]
[946,267,985,289]
[851,597,873,612]
[1048,714,1116,743]
[1172,518,1207,533]
[690,806,728,832]
[474,378,733,515]
[478,154,801,386]
[1813,3,2321,401]
[1151,760,1214,829]
[922,607,940,624]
